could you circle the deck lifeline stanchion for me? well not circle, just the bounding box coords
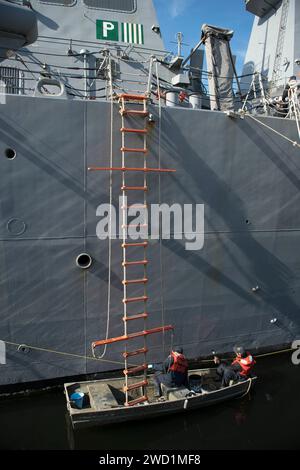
[89,93,175,406]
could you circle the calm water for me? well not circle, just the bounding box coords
[0,352,299,450]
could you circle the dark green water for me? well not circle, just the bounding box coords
[0,352,299,450]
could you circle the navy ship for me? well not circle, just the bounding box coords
[0,0,299,389]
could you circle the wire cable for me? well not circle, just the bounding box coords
[245,113,300,148]
[96,54,114,359]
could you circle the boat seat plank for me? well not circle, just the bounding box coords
[88,383,120,410]
[160,384,189,399]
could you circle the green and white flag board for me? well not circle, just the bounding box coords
[121,22,144,45]
[96,20,144,45]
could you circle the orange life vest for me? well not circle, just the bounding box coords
[232,354,255,377]
[169,351,188,375]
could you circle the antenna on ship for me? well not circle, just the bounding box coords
[168,32,189,70]
[170,32,187,57]
[176,32,183,57]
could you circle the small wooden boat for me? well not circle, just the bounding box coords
[64,368,257,428]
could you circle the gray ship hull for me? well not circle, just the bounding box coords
[0,94,299,386]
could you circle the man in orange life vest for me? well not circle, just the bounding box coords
[153,347,189,397]
[214,346,255,387]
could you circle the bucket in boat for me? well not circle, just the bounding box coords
[70,391,85,409]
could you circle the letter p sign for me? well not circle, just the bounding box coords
[96,20,119,41]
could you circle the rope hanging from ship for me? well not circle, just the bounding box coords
[155,58,172,359]
[242,113,300,148]
[1,339,295,367]
[93,54,114,360]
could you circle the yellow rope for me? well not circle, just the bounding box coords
[254,347,293,358]
[3,340,294,371]
[3,340,136,368]
[199,346,293,363]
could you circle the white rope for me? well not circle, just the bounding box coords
[3,340,134,367]
[241,74,256,113]
[4,340,294,367]
[245,113,300,148]
[288,87,300,140]
[146,56,154,97]
[237,377,253,399]
[97,55,114,359]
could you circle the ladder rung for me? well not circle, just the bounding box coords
[121,147,148,154]
[123,313,148,321]
[120,128,148,134]
[126,395,148,407]
[123,278,148,286]
[122,242,148,248]
[119,93,148,101]
[122,260,148,267]
[123,347,148,358]
[92,325,174,347]
[123,295,148,304]
[123,364,148,376]
[120,109,149,117]
[124,379,148,392]
[121,186,148,191]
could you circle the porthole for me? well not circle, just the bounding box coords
[76,253,92,269]
[7,218,26,236]
[5,148,16,160]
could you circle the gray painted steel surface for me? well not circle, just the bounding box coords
[0,0,299,387]
[0,94,299,385]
